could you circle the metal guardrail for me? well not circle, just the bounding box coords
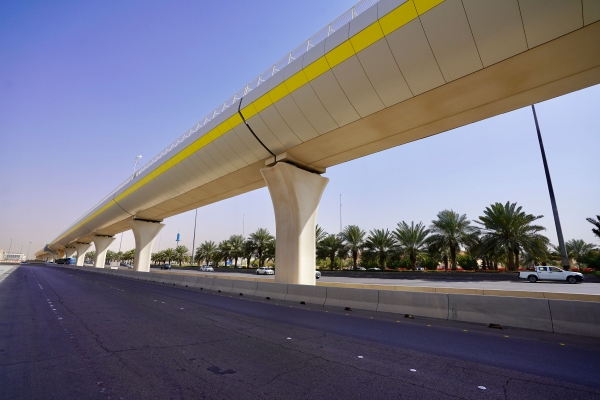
[51,0,381,245]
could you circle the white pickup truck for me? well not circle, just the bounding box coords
[519,266,584,284]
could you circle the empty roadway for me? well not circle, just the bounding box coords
[2,265,599,399]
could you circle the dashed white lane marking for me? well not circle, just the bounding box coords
[478,386,486,390]
[357,356,363,359]
[410,369,417,372]
[38,284,43,289]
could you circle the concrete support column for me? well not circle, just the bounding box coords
[92,236,115,269]
[74,242,91,266]
[261,162,329,285]
[129,219,165,272]
[64,247,76,259]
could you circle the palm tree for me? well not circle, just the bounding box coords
[365,229,396,269]
[217,240,232,267]
[106,250,118,263]
[427,243,449,271]
[85,251,96,263]
[317,234,345,270]
[586,216,600,240]
[163,248,176,264]
[476,202,549,271]
[341,225,366,270]
[265,239,276,264]
[315,224,328,246]
[228,235,244,267]
[196,241,217,266]
[394,221,430,271]
[242,239,255,268]
[566,239,598,268]
[249,228,274,267]
[174,245,189,266]
[429,210,477,271]
[122,249,135,263]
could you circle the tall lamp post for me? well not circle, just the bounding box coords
[191,208,198,267]
[7,238,12,261]
[531,105,570,270]
[133,155,142,174]
[26,242,32,261]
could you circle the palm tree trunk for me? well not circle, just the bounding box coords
[450,246,457,271]
[443,254,449,272]
[506,250,514,272]
[353,250,358,270]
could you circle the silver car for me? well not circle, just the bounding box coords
[256,267,274,275]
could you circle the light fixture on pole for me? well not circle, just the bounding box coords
[133,155,142,173]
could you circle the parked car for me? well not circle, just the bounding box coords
[200,265,214,272]
[356,267,366,271]
[518,266,583,284]
[160,264,172,270]
[367,268,381,271]
[256,267,274,275]
[315,271,321,279]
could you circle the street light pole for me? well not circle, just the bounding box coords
[133,155,142,174]
[531,105,570,270]
[7,238,12,260]
[191,208,198,267]
[26,242,32,260]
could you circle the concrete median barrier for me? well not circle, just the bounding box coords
[548,299,600,337]
[285,284,327,306]
[377,290,448,319]
[255,282,288,300]
[193,276,214,290]
[181,276,198,287]
[154,273,172,284]
[324,287,379,311]
[212,278,234,293]
[170,274,185,286]
[448,294,553,332]
[232,280,258,296]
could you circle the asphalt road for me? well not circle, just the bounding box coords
[2,266,599,400]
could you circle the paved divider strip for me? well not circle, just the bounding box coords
[53,265,600,337]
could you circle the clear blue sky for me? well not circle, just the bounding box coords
[1,0,598,257]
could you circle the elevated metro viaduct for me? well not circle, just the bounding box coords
[36,0,600,284]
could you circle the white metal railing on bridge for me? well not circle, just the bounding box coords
[52,0,380,244]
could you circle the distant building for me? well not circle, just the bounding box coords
[0,249,26,262]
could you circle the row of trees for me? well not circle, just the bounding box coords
[193,229,275,268]
[87,205,599,272]
[317,203,599,271]
[84,249,135,264]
